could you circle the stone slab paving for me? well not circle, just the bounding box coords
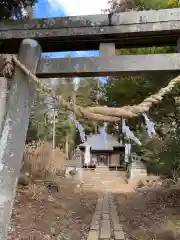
[87,192,125,240]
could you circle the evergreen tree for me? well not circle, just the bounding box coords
[0,0,38,19]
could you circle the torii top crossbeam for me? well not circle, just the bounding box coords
[0,8,180,53]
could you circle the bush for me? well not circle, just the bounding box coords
[137,128,180,178]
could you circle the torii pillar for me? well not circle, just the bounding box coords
[0,39,41,239]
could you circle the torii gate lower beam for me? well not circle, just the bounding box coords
[0,39,41,239]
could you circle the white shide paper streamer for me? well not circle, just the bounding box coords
[125,143,131,163]
[84,144,91,165]
[70,113,86,143]
[122,119,141,146]
[99,122,108,147]
[142,113,156,138]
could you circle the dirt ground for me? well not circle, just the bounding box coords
[8,177,98,240]
[8,168,180,240]
[114,186,180,240]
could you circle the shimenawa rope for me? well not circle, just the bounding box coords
[1,55,180,121]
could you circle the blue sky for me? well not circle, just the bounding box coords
[34,0,109,84]
[34,0,110,59]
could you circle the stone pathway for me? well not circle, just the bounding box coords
[87,192,126,240]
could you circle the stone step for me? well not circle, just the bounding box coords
[131,161,145,166]
[131,164,146,169]
[131,162,145,165]
[131,163,145,167]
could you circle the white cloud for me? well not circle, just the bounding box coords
[48,0,109,16]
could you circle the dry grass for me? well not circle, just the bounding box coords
[9,142,99,239]
[21,141,66,182]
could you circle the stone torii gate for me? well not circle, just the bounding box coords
[0,7,180,239]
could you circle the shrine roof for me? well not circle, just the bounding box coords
[79,134,124,151]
